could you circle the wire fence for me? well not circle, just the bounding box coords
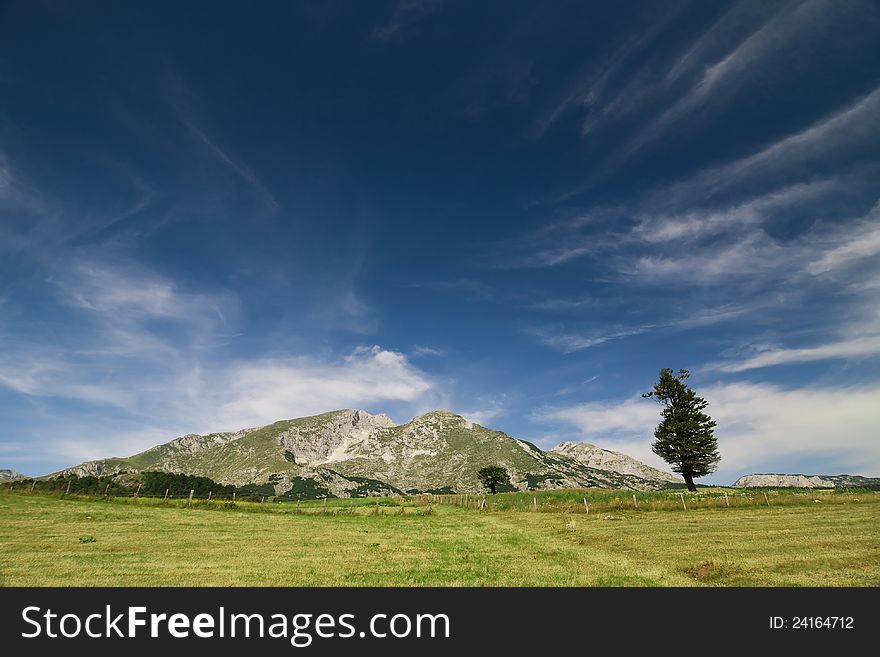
[3,482,876,517]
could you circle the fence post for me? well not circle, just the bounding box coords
[763,491,770,507]
[105,483,110,497]
[232,492,236,503]
[679,493,687,510]
[533,496,538,511]
[724,492,729,507]
[187,489,194,507]
[31,480,37,492]
[261,496,265,504]
[133,483,142,499]
[632,494,638,509]
[207,491,212,501]
[164,488,169,500]
[65,480,71,496]
[583,497,589,514]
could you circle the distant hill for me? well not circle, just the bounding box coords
[54,409,680,497]
[733,473,880,489]
[0,469,27,481]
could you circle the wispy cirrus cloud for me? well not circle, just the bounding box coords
[181,120,278,212]
[401,278,496,301]
[618,0,852,159]
[708,335,880,373]
[533,0,689,138]
[807,208,880,275]
[494,140,877,274]
[166,72,279,214]
[371,0,443,41]
[530,302,759,353]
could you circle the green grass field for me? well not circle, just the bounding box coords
[1,490,878,586]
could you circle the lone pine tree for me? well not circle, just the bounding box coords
[643,368,720,492]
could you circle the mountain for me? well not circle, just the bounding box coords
[733,473,880,489]
[56,409,680,497]
[549,442,679,483]
[0,469,27,481]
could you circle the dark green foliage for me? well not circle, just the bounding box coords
[477,465,512,494]
[422,486,456,494]
[344,475,403,497]
[141,471,236,499]
[522,473,564,489]
[282,450,297,463]
[278,477,334,500]
[237,482,278,496]
[21,474,132,496]
[321,469,403,497]
[643,368,720,492]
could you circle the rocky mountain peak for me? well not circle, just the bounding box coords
[0,469,27,481]
[550,441,679,483]
[278,409,395,466]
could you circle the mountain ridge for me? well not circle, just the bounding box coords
[55,408,682,496]
[733,473,880,488]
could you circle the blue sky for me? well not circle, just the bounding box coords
[1,0,878,484]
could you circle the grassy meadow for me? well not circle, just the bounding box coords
[0,488,878,586]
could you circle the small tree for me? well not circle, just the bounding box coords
[477,465,511,494]
[643,368,720,492]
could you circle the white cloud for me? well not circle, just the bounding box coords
[632,179,841,244]
[461,397,507,426]
[807,208,880,275]
[709,335,880,373]
[59,261,232,326]
[534,381,880,482]
[411,345,445,358]
[0,344,443,473]
[205,345,440,430]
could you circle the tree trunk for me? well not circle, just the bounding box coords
[490,482,496,494]
[683,472,697,492]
